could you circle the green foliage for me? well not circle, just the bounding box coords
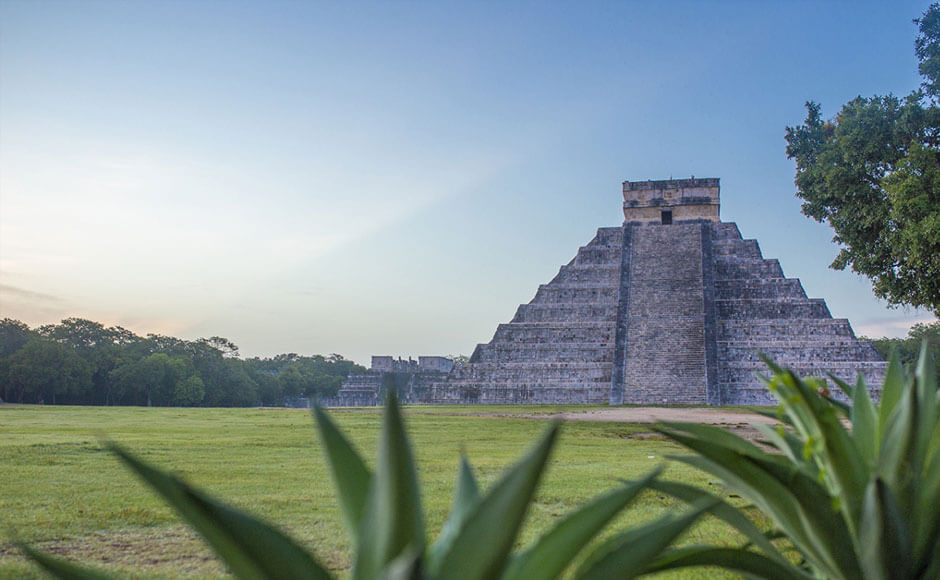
[646,344,940,580]
[784,4,940,314]
[863,320,940,366]
[5,338,92,404]
[20,393,712,579]
[0,317,365,407]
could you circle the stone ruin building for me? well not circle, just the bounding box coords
[325,178,886,406]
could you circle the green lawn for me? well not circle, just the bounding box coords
[0,405,753,579]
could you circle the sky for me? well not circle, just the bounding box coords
[1,0,937,364]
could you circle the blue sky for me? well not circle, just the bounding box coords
[1,0,936,363]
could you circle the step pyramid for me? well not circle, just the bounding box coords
[330,178,886,406]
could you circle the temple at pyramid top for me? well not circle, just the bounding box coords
[623,177,720,224]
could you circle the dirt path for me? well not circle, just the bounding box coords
[539,407,779,426]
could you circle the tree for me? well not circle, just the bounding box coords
[863,319,940,365]
[785,4,940,315]
[173,375,205,406]
[6,338,92,404]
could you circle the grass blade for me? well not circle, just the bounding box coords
[18,543,117,580]
[502,468,661,580]
[435,422,559,580]
[109,443,332,580]
[313,404,372,542]
[352,391,424,580]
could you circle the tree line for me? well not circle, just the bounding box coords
[861,319,940,367]
[0,317,365,407]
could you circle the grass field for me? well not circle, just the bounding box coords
[0,404,759,579]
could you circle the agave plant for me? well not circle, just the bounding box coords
[643,343,940,580]
[21,392,715,579]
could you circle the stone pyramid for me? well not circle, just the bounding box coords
[416,178,886,405]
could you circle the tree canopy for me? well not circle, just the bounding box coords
[0,317,365,407]
[785,4,940,315]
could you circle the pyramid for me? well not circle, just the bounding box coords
[419,177,886,405]
[328,178,886,406]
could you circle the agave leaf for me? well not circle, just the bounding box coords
[752,422,814,473]
[109,443,332,580]
[380,546,423,580]
[434,422,559,580]
[851,374,879,466]
[18,543,117,580]
[575,498,715,580]
[877,379,917,507]
[656,421,784,463]
[426,454,481,576]
[643,479,788,564]
[859,477,912,580]
[914,342,938,472]
[754,406,794,427]
[502,468,661,580]
[782,369,869,529]
[920,531,940,580]
[352,392,424,580]
[313,404,372,542]
[642,546,813,580]
[915,340,936,415]
[915,410,940,564]
[878,354,906,431]
[912,342,940,563]
[658,425,858,578]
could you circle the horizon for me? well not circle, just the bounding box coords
[1,1,937,366]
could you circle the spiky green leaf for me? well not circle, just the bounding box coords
[19,544,117,580]
[426,454,481,576]
[859,477,912,580]
[109,443,332,580]
[502,468,661,580]
[313,404,372,542]
[352,392,424,580]
[643,478,788,565]
[643,546,813,580]
[576,499,715,580]
[434,422,559,580]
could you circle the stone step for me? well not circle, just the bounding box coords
[512,303,618,323]
[714,258,784,279]
[473,343,614,363]
[591,227,624,246]
[715,298,830,319]
[711,238,762,258]
[532,285,619,305]
[492,322,616,343]
[551,264,620,285]
[717,318,856,338]
[572,246,623,266]
[720,362,887,383]
[709,222,743,240]
[719,343,883,363]
[714,278,806,300]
